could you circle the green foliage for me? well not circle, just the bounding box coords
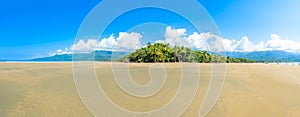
[26,43,255,63]
[126,43,255,63]
[128,43,176,63]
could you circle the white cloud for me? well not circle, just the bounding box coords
[96,32,142,51]
[48,48,70,56]
[187,32,212,50]
[255,41,270,51]
[158,26,191,47]
[72,39,98,52]
[116,32,142,50]
[97,34,117,50]
[56,49,62,53]
[264,34,300,52]
[222,38,236,52]
[165,26,186,39]
[234,36,255,52]
[52,32,142,55]
[56,48,70,54]
[159,27,224,52]
[154,27,300,53]
[218,34,300,53]
[51,27,300,56]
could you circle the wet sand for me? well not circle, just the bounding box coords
[0,62,300,117]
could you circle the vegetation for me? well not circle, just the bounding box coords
[125,43,255,63]
[226,50,300,62]
[30,51,129,61]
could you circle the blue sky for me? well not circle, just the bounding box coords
[0,0,300,59]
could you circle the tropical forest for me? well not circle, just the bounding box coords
[125,43,255,63]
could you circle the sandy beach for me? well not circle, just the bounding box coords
[1,62,300,117]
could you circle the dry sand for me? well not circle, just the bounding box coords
[0,62,300,117]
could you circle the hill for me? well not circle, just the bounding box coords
[22,49,300,62]
[29,50,129,61]
[226,51,300,62]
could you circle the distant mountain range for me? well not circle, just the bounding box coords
[28,50,130,61]
[226,50,300,62]
[2,50,299,62]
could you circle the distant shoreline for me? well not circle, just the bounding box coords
[1,61,74,63]
[1,61,300,65]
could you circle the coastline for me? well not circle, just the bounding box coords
[1,61,300,66]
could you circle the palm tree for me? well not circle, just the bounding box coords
[127,42,254,63]
[173,46,180,62]
[226,56,232,63]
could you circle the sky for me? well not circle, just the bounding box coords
[0,0,300,60]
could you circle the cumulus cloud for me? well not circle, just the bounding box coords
[96,32,142,50]
[52,32,142,55]
[165,26,186,39]
[72,39,98,52]
[48,48,70,56]
[159,27,300,53]
[255,41,271,51]
[157,26,191,47]
[56,48,70,54]
[222,38,236,52]
[264,34,300,52]
[116,32,142,50]
[52,26,300,56]
[158,26,224,52]
[221,34,300,52]
[97,34,117,50]
[186,32,213,50]
[142,27,300,53]
[187,32,225,52]
[234,36,255,52]
[223,34,300,52]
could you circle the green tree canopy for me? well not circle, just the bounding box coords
[125,43,254,63]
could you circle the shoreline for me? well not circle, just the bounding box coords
[1,61,299,66]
